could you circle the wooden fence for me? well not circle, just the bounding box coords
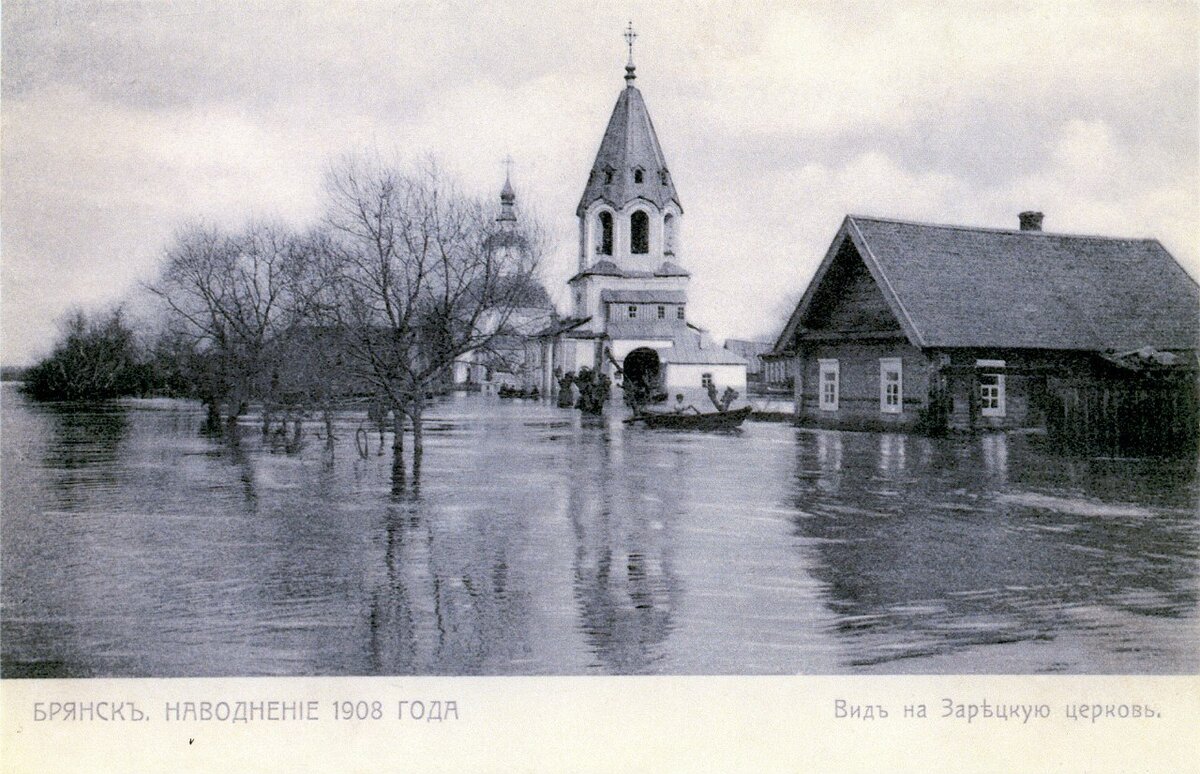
[1046,374,1199,456]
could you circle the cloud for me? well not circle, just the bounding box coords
[1,1,1196,363]
[689,116,1199,342]
[1,86,333,360]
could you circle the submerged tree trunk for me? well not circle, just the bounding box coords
[409,405,424,487]
[390,408,407,494]
[287,416,303,454]
[323,405,335,452]
[204,398,222,432]
[410,406,423,463]
[391,408,406,462]
[225,398,244,444]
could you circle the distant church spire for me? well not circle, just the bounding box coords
[498,155,517,223]
[624,21,637,84]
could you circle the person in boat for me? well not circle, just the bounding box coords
[671,393,699,415]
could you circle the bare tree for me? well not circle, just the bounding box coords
[148,221,305,432]
[313,154,545,477]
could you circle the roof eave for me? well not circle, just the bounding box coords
[845,217,926,348]
[775,217,927,352]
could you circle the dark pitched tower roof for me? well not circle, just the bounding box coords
[777,215,1200,353]
[576,61,682,216]
[497,170,517,223]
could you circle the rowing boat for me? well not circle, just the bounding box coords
[625,405,752,430]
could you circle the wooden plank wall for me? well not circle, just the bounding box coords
[1046,374,1199,455]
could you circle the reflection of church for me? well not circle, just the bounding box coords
[539,30,746,403]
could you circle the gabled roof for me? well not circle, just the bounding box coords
[603,319,746,365]
[536,316,590,338]
[723,339,771,372]
[724,339,774,356]
[599,289,686,304]
[605,319,686,340]
[776,215,1200,353]
[577,79,681,216]
[663,336,748,365]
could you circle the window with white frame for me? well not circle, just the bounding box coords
[657,305,665,319]
[819,359,839,411]
[676,306,685,320]
[880,358,902,413]
[628,305,637,319]
[976,359,1006,417]
[701,372,713,390]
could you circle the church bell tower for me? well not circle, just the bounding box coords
[570,23,690,325]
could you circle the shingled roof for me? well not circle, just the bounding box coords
[604,319,686,340]
[576,74,681,216]
[777,215,1200,353]
[599,289,686,304]
[663,336,747,365]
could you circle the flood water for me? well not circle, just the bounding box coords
[2,383,1197,676]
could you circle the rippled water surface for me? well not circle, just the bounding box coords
[2,384,1197,676]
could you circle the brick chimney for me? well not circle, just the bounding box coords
[1019,211,1044,231]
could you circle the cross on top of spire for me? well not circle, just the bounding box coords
[624,21,637,84]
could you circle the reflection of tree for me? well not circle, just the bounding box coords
[368,503,421,673]
[218,426,259,511]
[567,427,678,673]
[366,485,535,675]
[788,431,1200,669]
[38,403,130,508]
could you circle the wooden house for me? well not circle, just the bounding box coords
[772,213,1200,449]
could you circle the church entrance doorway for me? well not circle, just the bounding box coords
[622,347,663,409]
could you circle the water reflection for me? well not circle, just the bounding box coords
[38,402,130,507]
[2,384,1197,676]
[789,429,1199,672]
[567,426,679,673]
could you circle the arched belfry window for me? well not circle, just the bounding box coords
[597,211,613,256]
[633,168,644,184]
[663,213,676,256]
[630,211,649,254]
[603,167,614,184]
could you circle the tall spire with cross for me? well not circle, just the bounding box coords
[624,21,637,84]
[576,20,681,219]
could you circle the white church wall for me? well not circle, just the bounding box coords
[617,201,662,274]
[611,338,674,362]
[666,363,747,394]
[582,199,682,276]
[662,203,682,258]
[564,340,597,374]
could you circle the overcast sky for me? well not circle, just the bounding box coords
[2,1,1197,365]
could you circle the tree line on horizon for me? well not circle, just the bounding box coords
[22,153,549,475]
